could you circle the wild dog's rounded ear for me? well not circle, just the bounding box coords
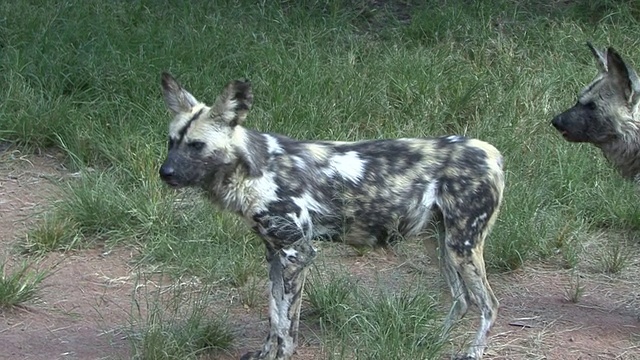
[627,63,640,105]
[606,48,634,103]
[212,79,253,127]
[587,42,608,72]
[161,72,199,115]
[231,79,253,111]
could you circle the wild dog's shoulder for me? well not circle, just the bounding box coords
[439,137,504,176]
[460,138,503,163]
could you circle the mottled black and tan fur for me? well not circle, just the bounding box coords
[158,73,505,360]
[552,43,640,180]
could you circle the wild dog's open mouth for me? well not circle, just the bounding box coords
[162,179,181,188]
[553,125,569,138]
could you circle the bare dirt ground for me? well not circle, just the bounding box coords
[1,150,639,360]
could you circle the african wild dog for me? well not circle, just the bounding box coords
[552,43,640,180]
[158,72,505,360]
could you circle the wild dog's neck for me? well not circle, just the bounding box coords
[600,122,640,179]
[201,126,272,215]
[233,126,271,178]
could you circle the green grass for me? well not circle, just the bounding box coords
[305,270,444,360]
[305,269,355,328]
[564,271,585,304]
[0,259,51,308]
[129,273,234,360]
[598,236,633,274]
[3,0,640,357]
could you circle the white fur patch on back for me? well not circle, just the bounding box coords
[328,151,366,184]
[444,135,464,143]
[304,143,330,162]
[292,156,307,169]
[264,134,284,154]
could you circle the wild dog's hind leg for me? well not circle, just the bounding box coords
[433,211,471,336]
[446,245,498,360]
[241,239,316,360]
[438,176,502,359]
[442,218,499,360]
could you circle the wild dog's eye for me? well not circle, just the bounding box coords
[168,138,176,150]
[188,141,205,151]
[576,100,598,111]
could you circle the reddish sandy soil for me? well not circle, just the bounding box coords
[1,149,639,360]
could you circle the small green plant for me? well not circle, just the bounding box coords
[22,215,80,254]
[304,269,354,328]
[561,242,581,270]
[130,273,234,360]
[325,286,445,360]
[227,258,262,288]
[0,259,51,308]
[555,223,582,270]
[133,311,233,360]
[564,272,585,304]
[238,276,264,309]
[599,239,632,275]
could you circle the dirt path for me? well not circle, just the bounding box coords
[0,149,134,360]
[1,150,639,359]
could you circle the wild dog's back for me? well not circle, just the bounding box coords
[249,134,504,249]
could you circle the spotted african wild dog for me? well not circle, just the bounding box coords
[552,43,640,180]
[158,72,505,360]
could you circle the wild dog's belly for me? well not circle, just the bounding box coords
[310,204,436,247]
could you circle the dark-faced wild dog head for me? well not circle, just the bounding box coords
[159,73,254,187]
[551,43,640,179]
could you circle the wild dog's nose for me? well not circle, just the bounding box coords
[159,164,175,180]
[551,115,563,130]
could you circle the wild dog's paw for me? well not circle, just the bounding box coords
[240,350,289,360]
[453,355,478,360]
[239,351,262,360]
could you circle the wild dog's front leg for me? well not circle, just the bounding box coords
[241,239,317,360]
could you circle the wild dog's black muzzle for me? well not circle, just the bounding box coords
[551,114,567,132]
[551,106,583,141]
[159,163,179,186]
[550,103,602,143]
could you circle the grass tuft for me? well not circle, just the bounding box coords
[0,259,51,308]
[305,270,444,359]
[564,272,585,304]
[599,238,633,275]
[22,215,81,254]
[305,269,355,327]
[129,273,234,360]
